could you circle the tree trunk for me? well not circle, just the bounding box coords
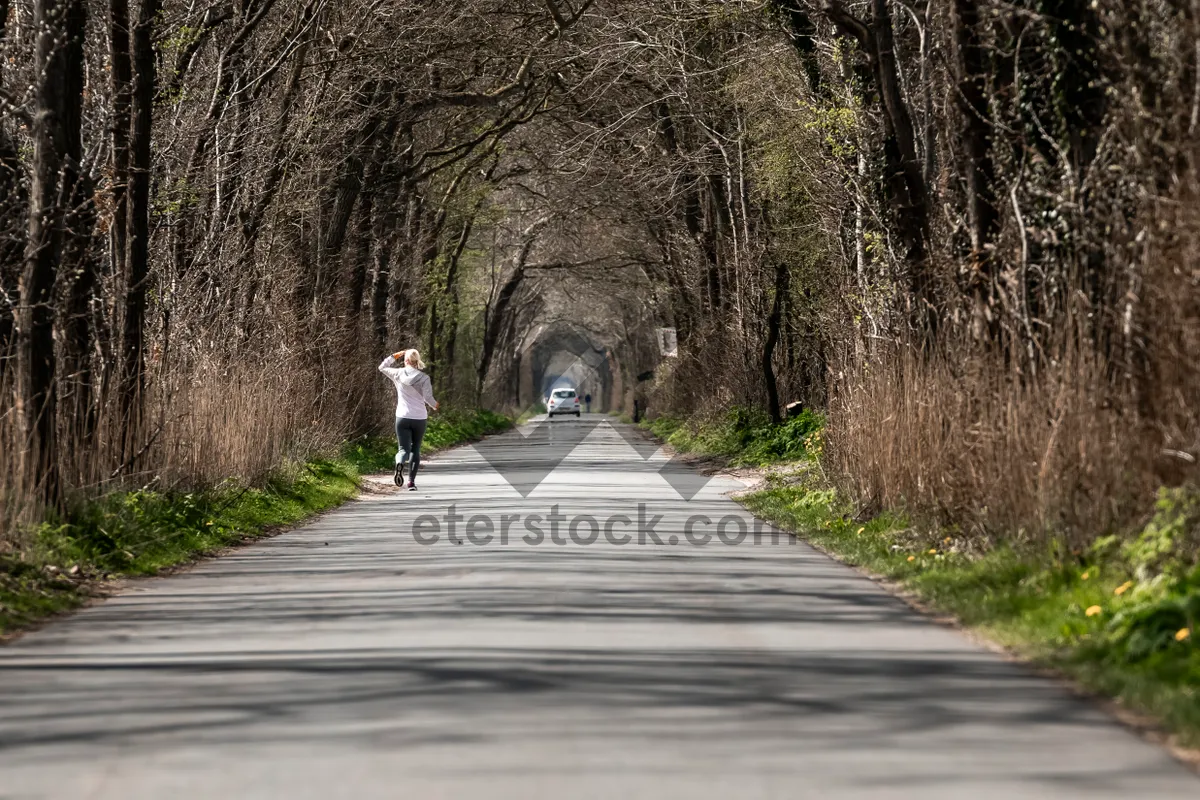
[371,179,408,347]
[439,211,481,395]
[109,0,132,298]
[19,0,87,503]
[171,0,283,282]
[824,0,934,333]
[310,139,364,314]
[347,188,375,319]
[762,259,788,423]
[60,171,99,449]
[438,158,495,394]
[345,103,403,322]
[776,1,824,95]
[477,266,525,402]
[0,0,27,376]
[120,0,161,435]
[58,0,97,449]
[387,192,424,346]
[952,0,999,325]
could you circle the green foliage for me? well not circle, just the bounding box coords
[155,176,200,216]
[38,460,359,577]
[1103,583,1200,663]
[340,436,399,475]
[161,25,202,56]
[423,408,511,450]
[644,407,824,467]
[803,105,858,159]
[1122,487,1200,581]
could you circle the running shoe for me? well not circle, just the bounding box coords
[394,460,405,486]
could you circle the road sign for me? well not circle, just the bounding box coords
[656,327,677,357]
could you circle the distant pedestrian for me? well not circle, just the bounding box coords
[379,349,438,491]
[584,392,592,413]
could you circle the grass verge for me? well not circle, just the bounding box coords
[643,406,824,467]
[643,408,1200,750]
[1,408,511,637]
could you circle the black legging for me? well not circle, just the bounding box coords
[395,417,428,481]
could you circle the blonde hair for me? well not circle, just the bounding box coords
[404,349,426,369]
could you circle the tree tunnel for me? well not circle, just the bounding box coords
[500,301,665,413]
[518,324,617,412]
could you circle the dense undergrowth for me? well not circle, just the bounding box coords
[643,407,825,467]
[644,409,1200,747]
[0,409,510,637]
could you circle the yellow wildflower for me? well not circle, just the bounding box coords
[1177,628,1191,642]
[1114,581,1133,596]
[907,555,915,562]
[1085,605,1102,617]
[856,527,865,535]
[1081,572,1089,580]
[928,548,937,554]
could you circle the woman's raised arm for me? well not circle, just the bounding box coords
[379,351,405,375]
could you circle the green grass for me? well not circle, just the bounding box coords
[740,477,1200,747]
[643,406,824,467]
[1,408,511,637]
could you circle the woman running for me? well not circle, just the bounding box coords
[378,349,438,490]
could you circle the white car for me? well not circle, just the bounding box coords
[547,388,581,417]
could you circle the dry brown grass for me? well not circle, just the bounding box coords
[0,328,391,548]
[0,367,38,552]
[827,180,1200,550]
[827,342,1147,549]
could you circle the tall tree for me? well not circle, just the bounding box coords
[952,0,1000,337]
[109,0,132,295]
[18,0,87,502]
[120,0,161,433]
[0,0,27,375]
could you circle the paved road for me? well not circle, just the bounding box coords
[1,416,1196,798]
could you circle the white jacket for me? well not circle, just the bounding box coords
[379,356,438,420]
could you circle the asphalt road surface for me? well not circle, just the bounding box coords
[1,416,1197,798]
